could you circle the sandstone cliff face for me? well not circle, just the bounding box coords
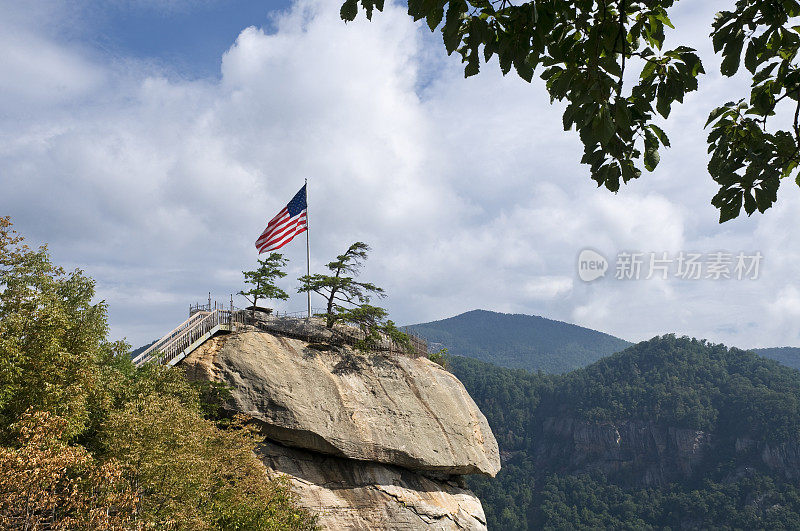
[258,441,486,530]
[533,417,711,486]
[736,437,800,480]
[183,326,499,530]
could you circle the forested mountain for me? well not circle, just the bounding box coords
[451,336,800,529]
[754,347,800,371]
[406,309,631,373]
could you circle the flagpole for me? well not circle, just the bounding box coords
[305,178,311,319]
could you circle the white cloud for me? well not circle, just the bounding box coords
[0,27,105,112]
[1,0,800,351]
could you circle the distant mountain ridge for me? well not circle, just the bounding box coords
[130,340,157,360]
[406,309,631,373]
[753,347,800,370]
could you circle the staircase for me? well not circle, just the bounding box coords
[132,308,245,368]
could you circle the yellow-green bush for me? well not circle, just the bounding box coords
[0,217,316,529]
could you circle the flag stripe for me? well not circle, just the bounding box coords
[254,186,308,254]
[256,210,290,244]
[257,220,306,251]
[258,228,304,252]
[260,215,306,248]
[257,211,301,244]
[258,212,307,245]
[257,227,307,252]
[268,206,289,225]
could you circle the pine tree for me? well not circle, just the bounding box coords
[239,253,289,316]
[297,242,384,329]
[297,242,411,353]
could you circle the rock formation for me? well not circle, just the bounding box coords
[182,322,499,530]
[532,417,711,486]
[524,416,800,488]
[257,441,487,529]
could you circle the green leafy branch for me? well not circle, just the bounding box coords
[341,0,800,222]
[706,0,800,221]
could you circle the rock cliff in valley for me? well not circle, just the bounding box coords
[182,322,500,530]
[528,417,800,486]
[531,417,711,486]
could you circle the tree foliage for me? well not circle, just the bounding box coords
[707,0,800,221]
[297,242,411,353]
[0,411,137,529]
[548,335,800,439]
[334,303,409,352]
[341,0,800,222]
[239,252,289,312]
[753,346,800,369]
[0,218,316,529]
[297,242,385,328]
[428,347,450,369]
[0,216,111,441]
[102,393,310,528]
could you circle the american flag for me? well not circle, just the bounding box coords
[255,184,308,253]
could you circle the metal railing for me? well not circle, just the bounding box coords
[269,307,328,318]
[190,300,232,315]
[132,308,245,367]
[346,327,427,359]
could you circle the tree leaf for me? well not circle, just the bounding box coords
[427,6,444,31]
[650,124,670,147]
[656,86,671,118]
[340,0,358,21]
[644,129,660,171]
[744,40,759,73]
[720,31,745,77]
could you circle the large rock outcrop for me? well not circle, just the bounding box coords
[185,328,499,476]
[258,441,486,530]
[182,325,499,529]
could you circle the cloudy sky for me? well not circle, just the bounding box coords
[2,0,798,349]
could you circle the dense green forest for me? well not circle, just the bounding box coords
[407,309,631,372]
[451,336,800,529]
